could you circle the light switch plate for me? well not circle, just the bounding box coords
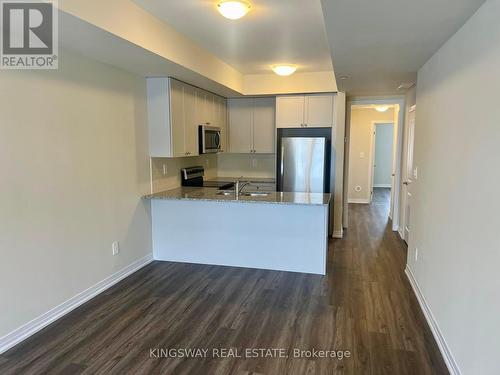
[413,167,418,179]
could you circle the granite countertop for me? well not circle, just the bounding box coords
[143,187,330,206]
[206,176,276,184]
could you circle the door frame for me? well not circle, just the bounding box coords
[399,104,416,241]
[344,97,406,232]
[369,121,395,201]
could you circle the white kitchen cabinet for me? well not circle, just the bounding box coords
[147,77,227,157]
[252,98,275,153]
[169,79,186,157]
[215,96,228,152]
[183,84,199,156]
[305,95,334,127]
[275,96,305,128]
[276,94,334,128]
[228,99,253,153]
[228,97,275,154]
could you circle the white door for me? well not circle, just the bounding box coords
[228,99,253,153]
[305,95,334,128]
[252,97,275,153]
[276,96,305,128]
[402,106,416,242]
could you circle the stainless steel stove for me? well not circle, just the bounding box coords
[181,166,234,190]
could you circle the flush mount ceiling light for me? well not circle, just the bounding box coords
[217,0,251,20]
[271,65,297,76]
[338,74,350,80]
[398,81,415,90]
[375,106,389,112]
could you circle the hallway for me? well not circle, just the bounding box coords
[0,193,447,375]
[333,188,448,374]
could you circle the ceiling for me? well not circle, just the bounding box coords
[132,0,333,75]
[321,0,486,96]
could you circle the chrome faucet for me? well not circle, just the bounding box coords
[235,176,249,198]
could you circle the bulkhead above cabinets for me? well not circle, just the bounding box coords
[147,77,227,158]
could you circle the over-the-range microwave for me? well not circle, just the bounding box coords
[199,125,221,154]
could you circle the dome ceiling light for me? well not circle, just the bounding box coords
[271,65,297,76]
[217,0,252,20]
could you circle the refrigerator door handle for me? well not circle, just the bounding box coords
[280,143,285,191]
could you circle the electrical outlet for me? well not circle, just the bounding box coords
[112,241,120,256]
[415,247,418,261]
[162,164,168,175]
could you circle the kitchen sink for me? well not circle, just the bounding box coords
[241,192,270,197]
[216,191,234,196]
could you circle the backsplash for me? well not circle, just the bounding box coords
[150,155,217,193]
[216,153,275,178]
[151,153,276,193]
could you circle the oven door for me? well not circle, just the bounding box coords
[199,126,221,154]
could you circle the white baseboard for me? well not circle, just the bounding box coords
[332,229,343,238]
[348,198,370,204]
[373,184,391,188]
[405,266,461,375]
[0,253,154,355]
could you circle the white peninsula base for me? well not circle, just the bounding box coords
[151,198,329,275]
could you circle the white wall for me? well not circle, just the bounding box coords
[0,50,152,338]
[373,124,394,187]
[408,0,500,373]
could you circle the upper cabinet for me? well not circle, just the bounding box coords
[228,97,275,154]
[147,78,227,157]
[276,94,334,128]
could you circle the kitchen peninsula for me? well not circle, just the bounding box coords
[144,187,330,275]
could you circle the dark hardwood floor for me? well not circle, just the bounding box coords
[0,189,448,374]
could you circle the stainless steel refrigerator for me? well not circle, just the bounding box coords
[277,129,334,236]
[279,137,327,193]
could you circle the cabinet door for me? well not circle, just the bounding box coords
[228,99,253,153]
[205,93,217,126]
[216,97,228,153]
[184,84,198,156]
[305,95,334,127]
[276,96,305,128]
[252,97,275,153]
[169,79,186,157]
[195,89,206,126]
